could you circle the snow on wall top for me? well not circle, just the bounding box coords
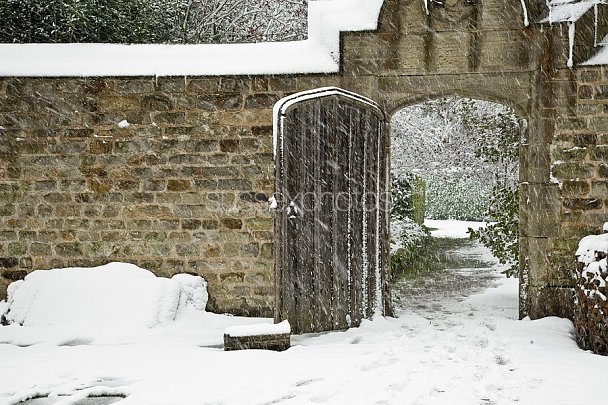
[0,0,384,77]
[584,33,608,64]
[540,0,600,23]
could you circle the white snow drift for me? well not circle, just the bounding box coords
[0,262,208,329]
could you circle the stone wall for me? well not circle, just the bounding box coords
[0,0,602,319]
[526,64,608,320]
[0,77,283,316]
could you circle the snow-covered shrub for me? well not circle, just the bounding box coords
[0,262,208,329]
[0,0,172,43]
[425,177,489,221]
[468,183,519,277]
[391,174,426,224]
[0,0,306,44]
[177,0,307,44]
[390,217,432,276]
[574,229,608,355]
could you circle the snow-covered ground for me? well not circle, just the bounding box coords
[1,221,606,405]
[424,219,485,238]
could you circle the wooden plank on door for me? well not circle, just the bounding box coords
[349,104,364,327]
[317,98,335,331]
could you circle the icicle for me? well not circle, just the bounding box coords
[347,127,353,321]
[362,135,369,315]
[567,21,575,68]
[594,3,598,47]
[423,0,429,15]
[374,121,382,317]
[520,0,529,27]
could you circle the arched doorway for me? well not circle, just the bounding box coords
[389,95,524,309]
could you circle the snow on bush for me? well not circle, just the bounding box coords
[574,226,608,355]
[390,217,428,256]
[0,0,307,44]
[390,217,432,275]
[0,262,208,329]
[575,231,608,302]
[391,97,519,222]
[425,178,489,221]
[0,0,384,76]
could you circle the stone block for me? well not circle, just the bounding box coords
[527,286,575,320]
[0,204,14,216]
[55,243,83,257]
[99,96,140,111]
[142,95,172,111]
[244,94,278,109]
[154,78,186,93]
[2,269,26,281]
[551,162,595,180]
[241,243,259,257]
[563,198,603,211]
[153,112,186,125]
[196,95,242,111]
[221,218,243,230]
[0,257,19,268]
[429,31,472,74]
[224,332,290,352]
[89,139,113,154]
[590,181,608,198]
[220,272,245,283]
[167,179,192,192]
[561,180,590,197]
[187,79,221,93]
[115,79,154,94]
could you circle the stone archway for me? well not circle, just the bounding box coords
[387,94,527,309]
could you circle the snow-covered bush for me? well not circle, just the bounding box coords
[0,0,172,43]
[574,228,608,355]
[391,174,426,224]
[390,217,432,276]
[0,0,307,44]
[177,0,307,44]
[0,263,208,329]
[468,183,519,277]
[425,178,489,221]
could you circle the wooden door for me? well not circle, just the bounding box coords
[274,87,390,334]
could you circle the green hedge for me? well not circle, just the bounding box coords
[425,178,490,221]
[0,0,173,43]
[0,0,307,44]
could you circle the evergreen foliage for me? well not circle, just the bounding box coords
[391,96,521,277]
[0,0,307,44]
